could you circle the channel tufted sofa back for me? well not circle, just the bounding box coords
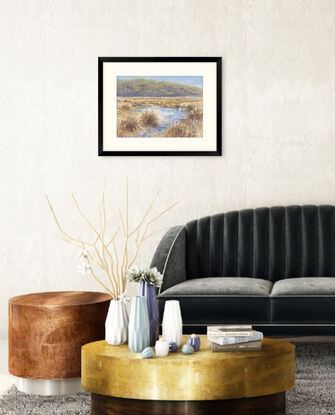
[184,205,335,283]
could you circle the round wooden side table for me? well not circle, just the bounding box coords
[82,336,295,415]
[9,291,111,395]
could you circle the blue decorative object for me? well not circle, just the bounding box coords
[182,344,195,355]
[169,341,178,353]
[140,347,154,359]
[187,334,201,352]
[128,296,150,353]
[138,281,159,346]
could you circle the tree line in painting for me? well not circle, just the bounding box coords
[117,78,203,98]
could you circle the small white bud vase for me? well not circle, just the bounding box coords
[155,338,169,357]
[105,299,129,345]
[162,300,183,347]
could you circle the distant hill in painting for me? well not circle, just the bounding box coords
[117,78,203,97]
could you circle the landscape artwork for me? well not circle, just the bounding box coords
[116,76,203,138]
[99,57,222,155]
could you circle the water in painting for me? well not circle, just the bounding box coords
[116,76,203,138]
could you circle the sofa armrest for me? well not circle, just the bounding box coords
[150,225,187,294]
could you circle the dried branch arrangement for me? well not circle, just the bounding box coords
[46,180,179,300]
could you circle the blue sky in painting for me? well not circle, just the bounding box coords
[117,76,203,88]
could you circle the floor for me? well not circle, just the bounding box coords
[271,335,335,343]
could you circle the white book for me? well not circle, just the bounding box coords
[208,325,254,337]
[211,340,262,352]
[209,331,253,337]
[208,331,263,345]
[207,325,252,333]
[207,325,253,337]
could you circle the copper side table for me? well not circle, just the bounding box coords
[82,336,295,415]
[9,291,111,395]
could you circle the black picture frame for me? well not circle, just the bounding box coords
[98,57,222,156]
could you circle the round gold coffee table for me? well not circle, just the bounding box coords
[82,336,295,414]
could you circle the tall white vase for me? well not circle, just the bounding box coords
[162,300,183,347]
[105,299,129,345]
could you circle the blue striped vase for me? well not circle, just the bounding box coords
[138,281,159,346]
[128,296,150,353]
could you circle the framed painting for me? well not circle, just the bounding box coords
[98,57,222,156]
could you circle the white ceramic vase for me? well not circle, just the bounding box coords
[128,296,150,353]
[162,300,183,347]
[105,299,129,345]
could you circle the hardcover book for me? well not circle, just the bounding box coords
[207,325,253,337]
[208,330,263,346]
[207,325,252,333]
[210,340,262,352]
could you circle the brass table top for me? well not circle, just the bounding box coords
[81,335,295,401]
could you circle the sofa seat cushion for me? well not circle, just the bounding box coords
[158,277,271,324]
[160,277,273,297]
[271,277,335,296]
[271,277,335,323]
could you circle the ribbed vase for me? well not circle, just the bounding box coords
[138,281,159,346]
[162,300,183,347]
[105,299,128,345]
[128,296,150,353]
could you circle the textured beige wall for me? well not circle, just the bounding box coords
[1,0,335,336]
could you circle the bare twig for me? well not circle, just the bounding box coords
[112,240,122,293]
[128,189,161,238]
[101,191,107,239]
[47,184,179,298]
[120,178,129,275]
[146,200,181,229]
[72,193,119,289]
[128,200,180,268]
[143,227,169,241]
[106,228,120,247]
[79,240,114,298]
[46,196,94,247]
[118,208,126,237]
[56,235,104,267]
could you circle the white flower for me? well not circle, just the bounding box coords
[77,262,91,276]
[130,265,141,275]
[154,272,163,288]
[126,265,163,287]
[118,293,130,303]
[77,249,88,262]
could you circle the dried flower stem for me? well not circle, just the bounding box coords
[79,240,114,298]
[128,199,180,269]
[46,183,179,297]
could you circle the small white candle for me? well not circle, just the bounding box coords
[155,338,169,357]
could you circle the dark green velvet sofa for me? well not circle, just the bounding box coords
[151,205,335,335]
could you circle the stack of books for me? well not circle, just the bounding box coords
[207,325,263,352]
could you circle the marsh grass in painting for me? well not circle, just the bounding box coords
[117,76,203,138]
